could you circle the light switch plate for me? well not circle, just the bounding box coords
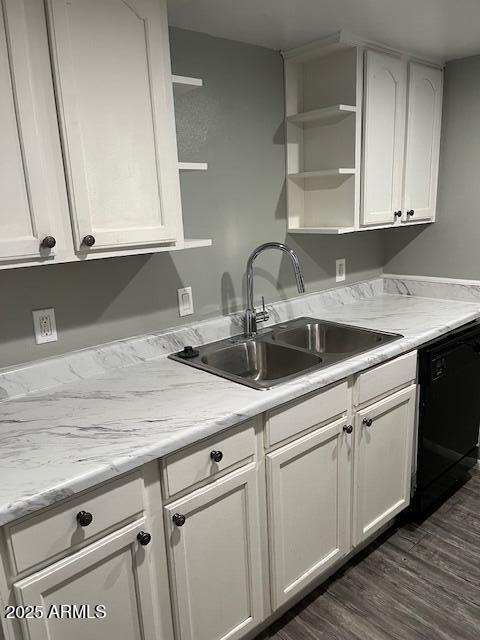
[336,258,346,282]
[32,308,58,344]
[177,287,194,317]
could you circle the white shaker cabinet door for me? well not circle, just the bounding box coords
[362,49,407,226]
[403,63,443,223]
[266,417,351,610]
[0,1,58,262]
[353,385,416,546]
[164,465,264,640]
[46,0,182,252]
[14,519,160,640]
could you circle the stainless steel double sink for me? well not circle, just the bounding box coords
[169,317,402,390]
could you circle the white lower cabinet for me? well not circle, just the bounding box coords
[266,416,351,609]
[14,519,160,640]
[353,384,416,545]
[164,464,263,640]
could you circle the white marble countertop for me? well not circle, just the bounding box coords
[2,291,480,526]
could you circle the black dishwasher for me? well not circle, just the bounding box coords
[414,322,480,515]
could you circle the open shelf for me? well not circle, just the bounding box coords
[287,104,356,125]
[288,226,355,235]
[172,75,203,95]
[178,162,208,171]
[288,168,355,181]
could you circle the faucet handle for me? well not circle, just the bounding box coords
[256,296,270,324]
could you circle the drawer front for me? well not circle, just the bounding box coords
[355,351,417,407]
[163,420,256,498]
[8,473,144,575]
[265,381,348,448]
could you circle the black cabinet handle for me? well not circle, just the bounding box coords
[407,209,415,217]
[82,234,96,247]
[394,211,402,218]
[137,531,152,546]
[172,513,186,527]
[77,510,93,527]
[210,450,223,463]
[343,425,353,434]
[363,418,373,427]
[41,236,56,249]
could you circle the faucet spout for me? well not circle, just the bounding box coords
[245,242,305,337]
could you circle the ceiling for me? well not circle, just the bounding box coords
[167,0,480,62]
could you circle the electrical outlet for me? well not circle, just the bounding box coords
[32,308,58,344]
[177,286,194,317]
[336,258,346,283]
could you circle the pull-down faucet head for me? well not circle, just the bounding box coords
[244,242,305,337]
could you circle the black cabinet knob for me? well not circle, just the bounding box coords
[210,450,223,463]
[172,513,186,527]
[343,425,353,434]
[82,234,96,247]
[394,211,402,218]
[407,209,415,217]
[363,418,373,427]
[137,531,152,546]
[41,236,56,249]
[77,510,93,527]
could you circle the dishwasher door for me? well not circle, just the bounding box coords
[416,325,480,512]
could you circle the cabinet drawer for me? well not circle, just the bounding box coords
[163,420,256,498]
[265,381,348,448]
[7,473,144,575]
[355,351,417,406]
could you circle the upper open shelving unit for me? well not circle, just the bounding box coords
[284,35,362,234]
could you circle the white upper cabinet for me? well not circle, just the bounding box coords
[46,0,183,253]
[0,1,59,262]
[283,32,443,234]
[362,50,406,227]
[403,62,443,223]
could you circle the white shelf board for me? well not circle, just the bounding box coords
[176,238,212,249]
[288,168,355,180]
[178,162,208,171]
[288,226,356,235]
[172,75,203,94]
[287,104,356,125]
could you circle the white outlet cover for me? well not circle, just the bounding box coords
[336,258,346,282]
[177,287,194,317]
[32,308,58,344]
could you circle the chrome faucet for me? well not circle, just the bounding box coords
[244,242,305,337]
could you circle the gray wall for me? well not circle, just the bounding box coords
[384,55,480,278]
[0,28,384,369]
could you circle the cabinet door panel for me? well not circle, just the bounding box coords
[47,0,182,251]
[0,1,57,261]
[362,50,406,226]
[165,465,263,640]
[267,417,350,609]
[354,385,416,545]
[403,63,443,223]
[14,519,159,640]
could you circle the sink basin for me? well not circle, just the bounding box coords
[169,317,402,390]
[201,340,322,387]
[271,320,393,355]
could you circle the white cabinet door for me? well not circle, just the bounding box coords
[362,50,407,226]
[0,1,58,262]
[403,63,443,223]
[46,0,182,252]
[353,385,416,546]
[266,417,351,609]
[14,519,160,640]
[164,465,263,640]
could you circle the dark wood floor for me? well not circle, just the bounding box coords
[259,470,480,640]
